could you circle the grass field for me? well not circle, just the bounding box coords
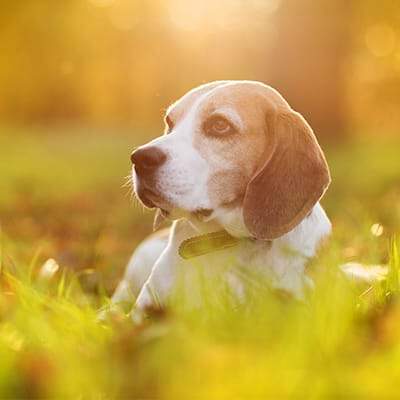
[0,126,400,398]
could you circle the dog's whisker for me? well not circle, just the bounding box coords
[122,174,133,189]
[121,173,137,205]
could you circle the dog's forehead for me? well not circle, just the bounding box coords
[168,81,288,122]
[199,84,266,115]
[167,81,228,121]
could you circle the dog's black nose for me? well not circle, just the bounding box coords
[130,147,167,174]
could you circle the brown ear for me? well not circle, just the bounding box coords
[243,110,331,240]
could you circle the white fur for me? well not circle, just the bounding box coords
[133,89,214,213]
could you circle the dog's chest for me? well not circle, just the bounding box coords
[181,238,303,288]
[167,214,325,298]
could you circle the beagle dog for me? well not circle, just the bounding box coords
[112,80,331,316]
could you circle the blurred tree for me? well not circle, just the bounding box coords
[348,0,400,135]
[268,0,352,139]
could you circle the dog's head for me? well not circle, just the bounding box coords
[131,81,330,240]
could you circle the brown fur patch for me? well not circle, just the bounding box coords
[243,110,331,239]
[165,81,229,133]
[190,83,280,208]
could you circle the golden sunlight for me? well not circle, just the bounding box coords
[88,0,115,7]
[166,0,280,31]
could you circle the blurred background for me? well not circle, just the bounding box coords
[2,0,400,134]
[0,0,399,292]
[0,3,400,397]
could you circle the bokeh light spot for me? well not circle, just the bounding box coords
[60,61,74,75]
[370,223,384,237]
[365,24,396,57]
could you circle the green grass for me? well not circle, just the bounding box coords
[0,126,399,398]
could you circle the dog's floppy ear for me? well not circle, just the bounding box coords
[243,110,330,240]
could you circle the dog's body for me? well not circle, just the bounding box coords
[112,80,332,315]
[113,202,331,311]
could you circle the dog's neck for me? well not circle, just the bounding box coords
[170,206,249,259]
[189,205,251,238]
[186,202,331,260]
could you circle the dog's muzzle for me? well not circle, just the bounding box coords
[131,146,167,176]
[131,146,167,208]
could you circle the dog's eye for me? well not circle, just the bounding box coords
[204,116,235,136]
